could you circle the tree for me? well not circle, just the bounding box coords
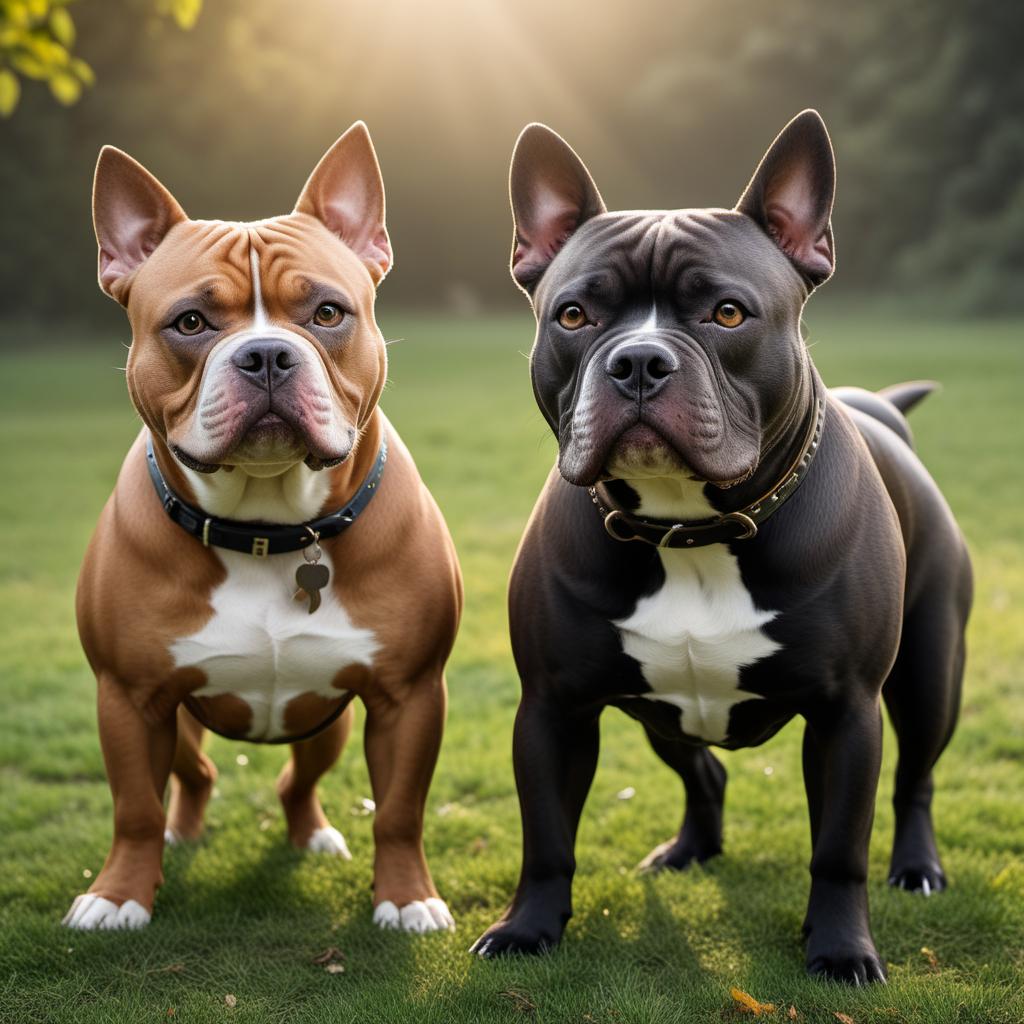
[0,0,201,117]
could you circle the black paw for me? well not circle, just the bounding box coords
[470,917,561,958]
[888,863,946,896]
[807,939,888,985]
[638,837,721,874]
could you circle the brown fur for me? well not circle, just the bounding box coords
[73,129,462,925]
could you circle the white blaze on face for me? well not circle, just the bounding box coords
[250,244,268,330]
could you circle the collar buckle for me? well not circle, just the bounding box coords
[720,511,758,540]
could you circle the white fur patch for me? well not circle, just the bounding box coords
[250,244,268,329]
[612,478,780,743]
[307,825,352,859]
[62,894,151,931]
[182,452,334,523]
[373,898,455,933]
[170,550,378,741]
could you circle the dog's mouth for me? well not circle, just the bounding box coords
[565,408,758,491]
[172,403,352,474]
[602,422,704,482]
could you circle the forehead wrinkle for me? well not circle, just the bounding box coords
[255,218,368,291]
[654,211,747,286]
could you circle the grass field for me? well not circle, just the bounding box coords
[0,309,1022,1024]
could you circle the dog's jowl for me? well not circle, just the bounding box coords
[66,123,461,933]
[472,111,971,983]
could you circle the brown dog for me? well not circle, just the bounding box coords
[64,123,462,933]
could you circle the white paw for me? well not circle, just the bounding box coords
[164,827,182,846]
[306,826,352,860]
[62,894,151,931]
[372,898,455,933]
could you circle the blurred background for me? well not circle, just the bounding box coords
[1,0,1022,327]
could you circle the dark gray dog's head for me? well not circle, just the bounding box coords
[509,110,836,488]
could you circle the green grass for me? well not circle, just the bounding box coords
[0,309,1022,1024]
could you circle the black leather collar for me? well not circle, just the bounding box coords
[588,396,825,549]
[145,433,388,557]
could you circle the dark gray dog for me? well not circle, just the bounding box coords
[471,110,971,983]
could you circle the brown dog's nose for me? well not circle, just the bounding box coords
[231,339,300,391]
[605,341,678,400]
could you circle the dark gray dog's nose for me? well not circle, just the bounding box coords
[605,341,678,400]
[231,338,300,391]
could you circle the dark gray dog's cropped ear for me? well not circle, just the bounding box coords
[509,124,606,293]
[736,109,836,286]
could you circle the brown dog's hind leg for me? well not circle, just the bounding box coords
[277,703,353,856]
[364,676,454,932]
[63,673,176,929]
[165,705,217,843]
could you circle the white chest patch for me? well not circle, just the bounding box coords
[613,545,781,743]
[170,551,378,741]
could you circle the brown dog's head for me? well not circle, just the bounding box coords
[93,123,392,474]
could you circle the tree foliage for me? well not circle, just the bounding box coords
[0,0,201,116]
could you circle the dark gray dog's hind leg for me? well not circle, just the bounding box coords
[883,591,969,894]
[638,727,726,871]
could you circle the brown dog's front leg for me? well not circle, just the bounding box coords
[63,672,176,930]
[363,676,454,933]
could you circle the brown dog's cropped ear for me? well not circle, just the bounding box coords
[509,124,606,293]
[93,147,187,303]
[294,122,392,285]
[736,109,836,287]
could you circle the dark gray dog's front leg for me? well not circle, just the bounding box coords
[802,698,887,984]
[471,695,600,957]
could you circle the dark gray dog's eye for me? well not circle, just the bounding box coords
[557,303,588,330]
[174,311,207,336]
[712,301,746,328]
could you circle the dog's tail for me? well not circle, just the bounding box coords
[878,380,940,415]
[832,380,939,449]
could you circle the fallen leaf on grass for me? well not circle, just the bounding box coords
[921,946,938,969]
[147,963,185,975]
[834,1014,855,1024]
[324,963,345,975]
[224,994,237,1008]
[730,987,775,1016]
[789,1007,798,1020]
[311,947,345,965]
[500,989,536,1014]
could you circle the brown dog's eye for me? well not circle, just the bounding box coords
[557,303,588,330]
[313,303,344,328]
[175,311,207,335]
[712,301,746,328]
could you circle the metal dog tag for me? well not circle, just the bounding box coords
[294,530,329,614]
[295,562,329,614]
